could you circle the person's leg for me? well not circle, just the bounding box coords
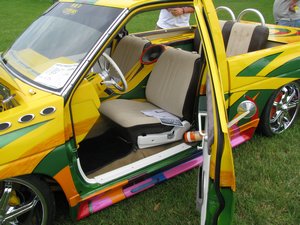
[292,19,300,27]
[277,19,293,26]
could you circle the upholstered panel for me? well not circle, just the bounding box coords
[193,28,201,52]
[248,25,269,52]
[195,20,234,53]
[226,23,269,57]
[226,23,256,57]
[112,35,150,76]
[146,48,200,118]
[220,20,235,50]
[183,57,205,121]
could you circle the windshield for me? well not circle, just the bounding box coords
[2,3,122,91]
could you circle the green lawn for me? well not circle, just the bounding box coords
[0,1,299,225]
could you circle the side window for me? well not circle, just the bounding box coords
[127,11,160,33]
[126,7,196,34]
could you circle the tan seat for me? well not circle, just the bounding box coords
[194,20,234,52]
[225,23,269,57]
[219,20,235,51]
[100,48,203,148]
[111,35,150,76]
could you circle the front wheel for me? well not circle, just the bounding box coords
[259,81,300,136]
[0,176,55,225]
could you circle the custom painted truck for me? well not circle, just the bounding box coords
[0,0,299,224]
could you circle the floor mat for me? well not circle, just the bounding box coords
[78,131,133,174]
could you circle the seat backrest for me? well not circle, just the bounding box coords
[146,48,202,121]
[194,20,235,52]
[193,28,201,52]
[219,20,235,51]
[111,35,150,76]
[225,23,269,57]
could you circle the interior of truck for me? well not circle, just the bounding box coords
[73,6,271,183]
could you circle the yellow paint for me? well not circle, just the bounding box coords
[4,49,75,79]
[195,0,235,190]
[268,23,300,43]
[9,190,21,206]
[71,78,100,143]
[0,95,65,166]
[61,0,189,9]
[227,39,300,95]
[0,65,20,90]
[0,150,52,180]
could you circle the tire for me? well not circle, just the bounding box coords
[0,175,55,225]
[259,81,300,136]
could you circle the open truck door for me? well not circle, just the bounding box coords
[194,0,236,224]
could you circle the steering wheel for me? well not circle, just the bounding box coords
[99,52,128,92]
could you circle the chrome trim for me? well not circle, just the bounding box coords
[0,122,12,131]
[237,8,266,26]
[216,6,236,21]
[269,82,300,134]
[237,100,257,119]
[40,106,56,116]
[18,114,35,123]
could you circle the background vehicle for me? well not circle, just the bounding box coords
[0,0,298,225]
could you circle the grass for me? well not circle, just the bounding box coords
[0,1,299,225]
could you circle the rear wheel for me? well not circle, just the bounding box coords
[259,81,300,136]
[0,176,55,225]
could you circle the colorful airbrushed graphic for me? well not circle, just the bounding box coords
[0,0,299,224]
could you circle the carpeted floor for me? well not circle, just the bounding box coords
[78,131,133,174]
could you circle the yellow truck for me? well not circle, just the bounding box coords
[0,0,299,224]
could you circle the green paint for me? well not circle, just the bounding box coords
[119,75,149,99]
[224,93,230,101]
[269,27,300,37]
[169,41,194,51]
[0,121,49,148]
[100,76,149,102]
[228,90,274,121]
[268,28,291,36]
[33,142,71,177]
[238,53,281,77]
[69,205,79,221]
[267,56,300,78]
[199,95,207,111]
[205,179,235,225]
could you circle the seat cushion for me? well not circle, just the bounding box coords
[100,99,164,128]
[100,99,173,142]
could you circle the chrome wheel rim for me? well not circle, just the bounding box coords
[269,82,300,134]
[0,179,47,225]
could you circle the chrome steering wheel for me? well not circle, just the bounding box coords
[99,52,128,92]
